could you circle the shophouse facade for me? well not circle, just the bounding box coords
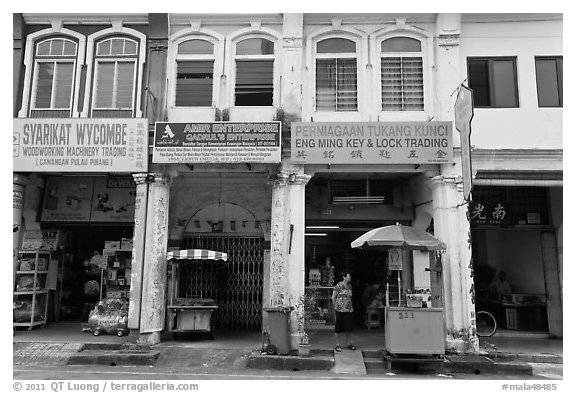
[13,13,562,353]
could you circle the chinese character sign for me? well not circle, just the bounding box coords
[470,201,510,226]
[291,121,453,164]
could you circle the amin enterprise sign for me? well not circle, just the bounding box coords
[153,122,281,164]
[291,121,453,164]
[13,118,148,172]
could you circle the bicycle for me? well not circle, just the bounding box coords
[475,310,497,337]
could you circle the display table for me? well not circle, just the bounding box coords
[502,293,547,331]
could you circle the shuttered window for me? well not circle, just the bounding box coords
[32,38,77,112]
[315,38,358,112]
[316,59,358,111]
[381,57,424,111]
[176,61,214,107]
[174,39,215,107]
[92,37,139,113]
[235,60,273,106]
[94,61,135,109]
[234,38,275,106]
[381,37,424,111]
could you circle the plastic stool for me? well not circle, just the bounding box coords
[365,307,382,330]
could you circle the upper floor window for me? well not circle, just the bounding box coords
[315,38,358,112]
[175,39,215,107]
[381,37,424,111]
[91,37,139,115]
[31,37,78,117]
[468,57,519,108]
[535,56,562,108]
[234,38,274,106]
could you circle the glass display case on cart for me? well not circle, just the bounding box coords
[166,249,228,339]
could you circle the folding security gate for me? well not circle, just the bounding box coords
[181,235,264,330]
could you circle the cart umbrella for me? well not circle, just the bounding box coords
[350,223,446,251]
[167,249,228,262]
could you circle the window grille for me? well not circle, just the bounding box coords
[472,186,549,225]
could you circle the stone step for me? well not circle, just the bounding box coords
[67,343,160,366]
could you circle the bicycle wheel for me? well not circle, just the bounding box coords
[476,310,497,337]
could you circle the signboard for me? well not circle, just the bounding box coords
[13,118,148,172]
[454,85,474,200]
[21,230,60,251]
[291,122,453,164]
[470,201,510,226]
[152,122,281,163]
[388,249,403,271]
[41,176,136,222]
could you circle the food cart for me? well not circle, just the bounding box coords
[351,223,446,370]
[166,249,228,339]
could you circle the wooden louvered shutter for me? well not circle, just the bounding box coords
[176,60,214,107]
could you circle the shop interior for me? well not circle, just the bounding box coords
[304,223,432,330]
[48,225,133,323]
[472,228,549,332]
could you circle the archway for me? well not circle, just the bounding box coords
[180,202,264,330]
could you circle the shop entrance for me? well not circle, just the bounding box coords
[304,222,416,329]
[471,228,550,333]
[181,235,264,330]
[51,225,133,323]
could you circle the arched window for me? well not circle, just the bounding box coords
[91,36,139,116]
[30,37,78,117]
[315,37,358,112]
[381,37,424,111]
[234,37,275,106]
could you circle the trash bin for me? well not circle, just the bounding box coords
[264,306,294,355]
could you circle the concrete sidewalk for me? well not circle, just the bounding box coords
[13,323,563,378]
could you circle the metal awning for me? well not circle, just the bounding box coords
[167,249,228,261]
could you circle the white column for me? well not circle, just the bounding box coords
[268,172,290,306]
[127,173,149,331]
[138,171,171,345]
[428,175,478,353]
[286,171,311,348]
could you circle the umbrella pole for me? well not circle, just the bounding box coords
[398,273,402,306]
[386,283,390,307]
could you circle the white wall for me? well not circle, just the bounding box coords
[459,19,562,150]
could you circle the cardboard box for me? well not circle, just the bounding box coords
[104,241,120,250]
[120,238,133,251]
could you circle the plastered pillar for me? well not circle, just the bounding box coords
[268,172,290,307]
[138,172,171,345]
[127,173,149,332]
[428,175,478,353]
[286,171,311,348]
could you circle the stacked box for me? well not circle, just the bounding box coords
[319,266,334,286]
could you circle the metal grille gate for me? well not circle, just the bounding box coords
[181,236,264,330]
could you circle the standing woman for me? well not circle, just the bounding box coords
[332,270,356,352]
